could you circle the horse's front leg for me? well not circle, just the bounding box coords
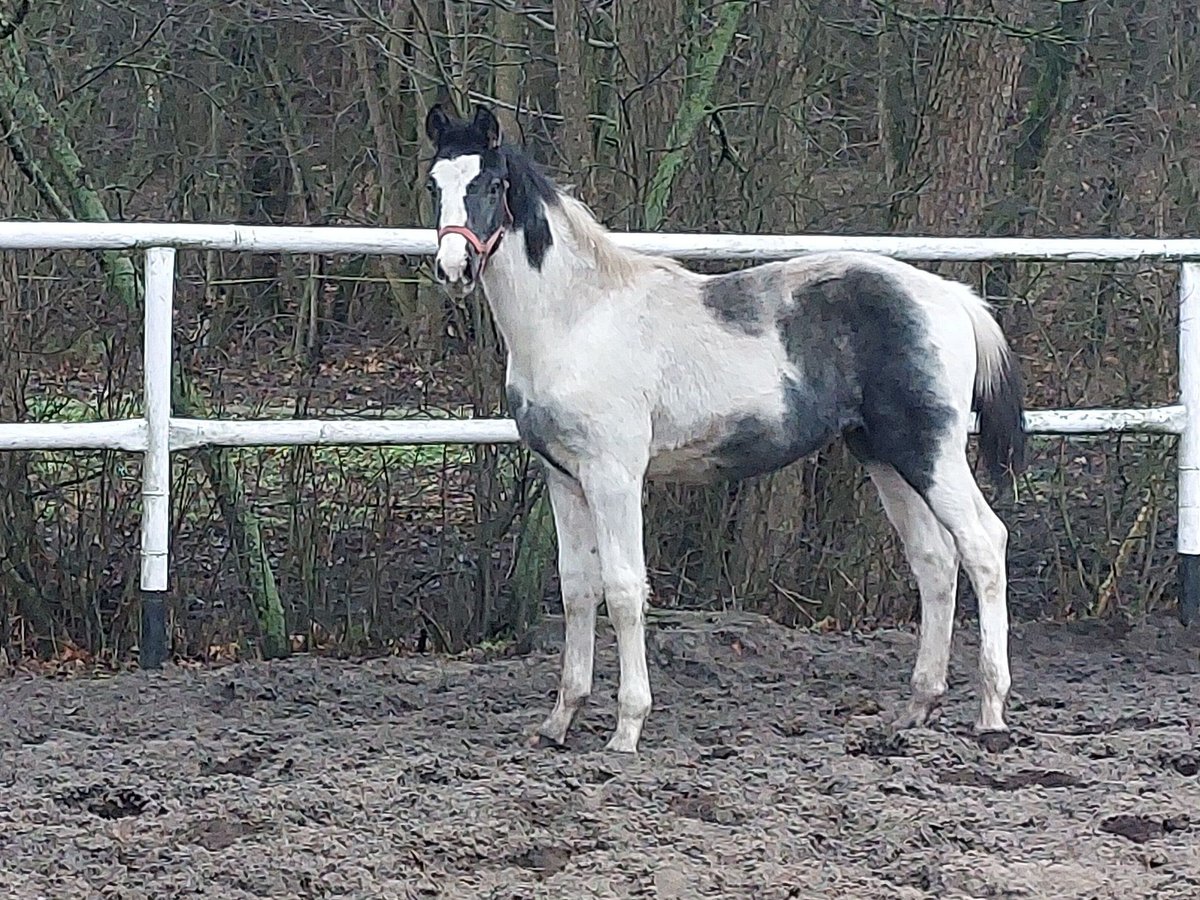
[535,471,602,746]
[577,457,652,753]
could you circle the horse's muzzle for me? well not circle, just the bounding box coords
[435,222,504,292]
[434,234,482,296]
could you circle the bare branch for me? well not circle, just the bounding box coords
[0,0,29,42]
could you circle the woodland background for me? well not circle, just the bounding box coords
[0,0,1196,664]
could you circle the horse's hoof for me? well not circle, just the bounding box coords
[604,741,638,754]
[975,729,1014,753]
[604,735,640,754]
[527,732,566,750]
[890,693,943,731]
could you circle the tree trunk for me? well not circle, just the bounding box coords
[552,0,592,189]
[0,77,52,652]
[353,17,426,349]
[643,1,748,231]
[906,1,1034,235]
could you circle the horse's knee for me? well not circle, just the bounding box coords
[604,578,647,630]
[908,544,957,593]
[559,564,601,613]
[959,518,1006,585]
[984,511,1009,556]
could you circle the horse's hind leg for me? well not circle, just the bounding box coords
[868,463,960,727]
[912,450,1012,733]
[535,471,603,746]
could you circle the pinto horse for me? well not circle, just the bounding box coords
[424,104,1025,753]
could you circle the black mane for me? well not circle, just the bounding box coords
[497,143,557,269]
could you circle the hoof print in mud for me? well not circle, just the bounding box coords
[1175,755,1200,777]
[775,716,811,738]
[831,695,884,724]
[1100,814,1192,844]
[510,845,573,878]
[1159,751,1200,777]
[199,747,275,778]
[57,784,149,820]
[668,791,749,826]
[396,755,485,786]
[976,730,1016,753]
[184,817,256,852]
[1000,769,1083,789]
[939,767,1085,791]
[844,726,908,758]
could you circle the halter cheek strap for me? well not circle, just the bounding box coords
[436,183,513,276]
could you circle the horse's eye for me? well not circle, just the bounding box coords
[426,181,437,195]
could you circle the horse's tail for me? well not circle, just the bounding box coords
[962,293,1026,483]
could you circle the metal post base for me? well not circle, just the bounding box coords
[140,591,168,668]
[1179,554,1200,626]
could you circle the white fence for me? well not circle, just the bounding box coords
[0,222,1198,664]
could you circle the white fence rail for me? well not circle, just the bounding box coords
[0,223,1197,665]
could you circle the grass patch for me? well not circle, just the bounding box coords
[20,403,479,531]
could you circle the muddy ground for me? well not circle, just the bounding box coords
[2,611,1199,899]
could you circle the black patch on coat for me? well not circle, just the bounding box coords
[797,268,954,494]
[506,385,573,478]
[700,268,774,335]
[711,374,850,481]
[714,267,955,495]
[500,145,557,270]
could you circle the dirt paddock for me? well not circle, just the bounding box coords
[2,611,1199,899]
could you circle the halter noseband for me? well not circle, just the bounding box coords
[436,182,513,277]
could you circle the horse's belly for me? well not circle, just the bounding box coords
[646,440,727,483]
[649,400,842,484]
[647,419,832,484]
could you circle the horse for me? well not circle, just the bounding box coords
[422,103,1026,754]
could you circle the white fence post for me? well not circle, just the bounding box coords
[1178,263,1200,625]
[140,247,175,667]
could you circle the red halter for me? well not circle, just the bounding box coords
[436,184,513,277]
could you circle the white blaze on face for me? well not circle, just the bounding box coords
[430,155,482,284]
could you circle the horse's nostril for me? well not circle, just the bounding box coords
[434,261,447,283]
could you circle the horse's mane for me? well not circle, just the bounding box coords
[550,192,684,287]
[503,141,688,287]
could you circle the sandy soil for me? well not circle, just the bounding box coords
[2,610,1199,899]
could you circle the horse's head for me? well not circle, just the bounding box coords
[424,104,512,297]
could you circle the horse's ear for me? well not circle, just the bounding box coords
[425,104,451,145]
[472,105,502,149]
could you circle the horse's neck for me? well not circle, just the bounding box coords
[481,216,590,377]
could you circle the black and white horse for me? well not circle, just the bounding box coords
[424,104,1026,753]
